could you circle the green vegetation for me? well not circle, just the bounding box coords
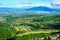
[0,14,60,40]
[0,27,15,40]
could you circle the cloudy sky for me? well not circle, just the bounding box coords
[0,0,60,8]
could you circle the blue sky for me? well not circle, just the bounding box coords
[0,0,60,8]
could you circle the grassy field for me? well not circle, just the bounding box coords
[16,29,60,40]
[0,14,60,40]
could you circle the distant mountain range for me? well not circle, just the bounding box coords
[0,6,60,12]
[0,8,22,12]
[25,6,60,12]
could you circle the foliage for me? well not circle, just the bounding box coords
[0,14,60,40]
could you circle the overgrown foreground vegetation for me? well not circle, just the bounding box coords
[0,14,60,40]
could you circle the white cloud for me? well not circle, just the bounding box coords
[53,0,60,4]
[0,4,51,8]
[0,2,52,8]
[18,3,52,8]
[52,0,60,8]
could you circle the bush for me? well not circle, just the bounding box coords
[0,27,15,40]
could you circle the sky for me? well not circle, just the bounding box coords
[0,0,60,8]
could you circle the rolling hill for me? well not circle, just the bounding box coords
[25,6,60,12]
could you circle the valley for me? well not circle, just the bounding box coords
[0,14,60,40]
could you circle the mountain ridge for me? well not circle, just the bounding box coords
[24,6,60,12]
[0,6,60,12]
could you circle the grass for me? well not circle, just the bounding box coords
[16,29,60,40]
[17,29,60,36]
